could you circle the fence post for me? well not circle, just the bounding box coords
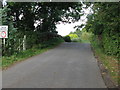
[23,35,26,51]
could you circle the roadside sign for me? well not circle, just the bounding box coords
[0,26,8,38]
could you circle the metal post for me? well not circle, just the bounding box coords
[0,1,2,90]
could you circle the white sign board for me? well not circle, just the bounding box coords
[0,26,8,38]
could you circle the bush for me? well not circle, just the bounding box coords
[41,37,64,48]
[63,36,71,42]
[68,34,78,40]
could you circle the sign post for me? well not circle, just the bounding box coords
[0,26,8,38]
[0,2,2,90]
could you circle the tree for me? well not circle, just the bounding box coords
[85,2,119,56]
[2,2,84,56]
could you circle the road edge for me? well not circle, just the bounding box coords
[90,45,118,89]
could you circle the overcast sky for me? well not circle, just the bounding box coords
[56,17,87,36]
[56,5,93,36]
[2,1,93,36]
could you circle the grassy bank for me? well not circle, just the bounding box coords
[2,37,64,70]
[91,35,119,86]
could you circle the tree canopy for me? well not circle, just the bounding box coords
[2,2,83,56]
[85,2,119,56]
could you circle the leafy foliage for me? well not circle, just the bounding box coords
[85,3,119,85]
[85,2,119,57]
[68,28,92,43]
[68,34,78,40]
[2,2,83,56]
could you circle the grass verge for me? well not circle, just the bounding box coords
[2,38,64,70]
[92,47,119,87]
[91,36,119,87]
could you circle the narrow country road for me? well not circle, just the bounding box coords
[3,42,106,88]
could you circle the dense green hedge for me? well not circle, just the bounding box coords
[102,31,119,56]
[63,36,71,42]
[91,32,119,57]
[86,3,119,57]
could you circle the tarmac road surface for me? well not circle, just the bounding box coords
[2,42,106,88]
